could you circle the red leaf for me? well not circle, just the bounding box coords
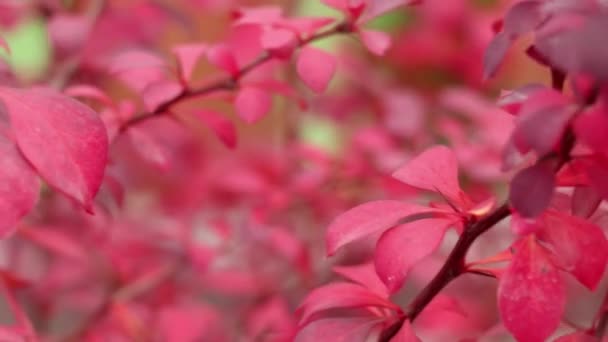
[0,87,108,211]
[359,29,391,56]
[195,110,237,148]
[554,331,599,342]
[574,105,608,158]
[326,200,440,256]
[333,263,389,297]
[235,87,272,124]
[295,317,383,342]
[297,282,399,326]
[509,163,555,218]
[392,146,463,204]
[538,211,608,290]
[375,218,453,293]
[571,186,602,218]
[498,236,565,342]
[0,135,38,238]
[171,43,207,82]
[390,320,421,342]
[296,46,336,94]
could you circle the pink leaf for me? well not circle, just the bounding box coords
[0,135,38,238]
[390,320,421,342]
[127,127,170,169]
[207,44,239,77]
[261,27,297,58]
[171,43,207,82]
[392,146,463,204]
[483,32,511,80]
[297,282,399,326]
[158,305,218,342]
[296,46,336,94]
[19,227,86,261]
[195,110,237,148]
[509,163,555,218]
[235,87,272,123]
[333,263,389,297]
[326,200,440,256]
[64,84,114,107]
[295,317,383,342]
[359,29,391,56]
[141,80,183,112]
[0,87,108,211]
[538,211,608,290]
[375,218,453,293]
[498,236,565,342]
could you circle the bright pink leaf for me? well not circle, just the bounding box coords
[554,331,599,342]
[538,211,608,290]
[195,110,237,148]
[0,135,38,238]
[509,163,555,218]
[235,87,272,124]
[297,282,399,326]
[359,29,391,56]
[207,44,239,77]
[390,320,421,342]
[171,43,207,82]
[326,200,441,255]
[295,317,383,342]
[158,305,218,342]
[261,27,297,58]
[128,127,170,169]
[296,46,336,94]
[333,263,389,297]
[0,87,108,211]
[375,218,453,293]
[392,146,463,204]
[498,237,565,342]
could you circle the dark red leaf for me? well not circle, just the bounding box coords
[509,163,555,218]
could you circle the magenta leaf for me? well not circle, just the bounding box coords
[326,200,442,255]
[297,282,399,326]
[509,163,555,218]
[498,237,565,342]
[142,79,183,112]
[0,134,38,238]
[296,46,337,94]
[375,218,453,293]
[0,87,108,211]
[390,320,421,342]
[574,105,608,158]
[554,331,599,342]
[483,32,511,80]
[359,29,391,56]
[207,44,239,77]
[158,305,219,342]
[128,127,171,169]
[512,106,572,156]
[295,317,383,342]
[392,146,463,204]
[235,86,272,123]
[64,84,114,107]
[539,211,608,290]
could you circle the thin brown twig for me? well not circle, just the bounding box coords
[118,21,352,133]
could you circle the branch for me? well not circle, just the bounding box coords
[119,21,352,133]
[379,86,598,341]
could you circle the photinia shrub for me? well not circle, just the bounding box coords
[0,0,607,341]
